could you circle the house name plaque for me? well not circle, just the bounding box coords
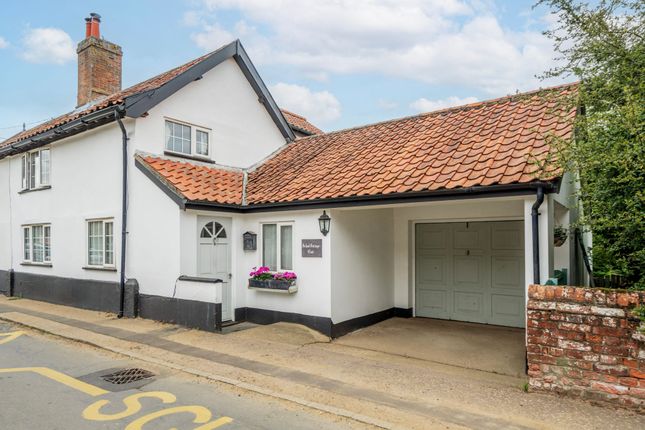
[301,239,322,257]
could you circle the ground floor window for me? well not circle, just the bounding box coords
[22,224,51,264]
[262,223,293,271]
[87,219,114,267]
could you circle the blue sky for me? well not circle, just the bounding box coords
[0,0,568,138]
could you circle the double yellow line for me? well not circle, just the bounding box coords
[0,330,108,396]
[0,366,109,396]
[0,330,25,345]
[0,331,233,428]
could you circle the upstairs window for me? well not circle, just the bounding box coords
[22,224,51,264]
[196,130,209,156]
[165,121,191,154]
[164,119,210,157]
[21,149,50,191]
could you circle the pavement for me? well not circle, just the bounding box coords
[1,296,644,430]
[0,320,363,430]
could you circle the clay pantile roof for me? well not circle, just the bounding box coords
[1,52,215,149]
[280,110,323,135]
[245,83,578,205]
[2,49,314,149]
[138,155,244,205]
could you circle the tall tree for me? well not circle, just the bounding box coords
[538,0,644,287]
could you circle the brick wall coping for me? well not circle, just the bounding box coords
[528,284,643,308]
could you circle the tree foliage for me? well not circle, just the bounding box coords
[538,0,644,287]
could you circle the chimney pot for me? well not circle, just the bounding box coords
[89,15,100,38]
[85,18,91,38]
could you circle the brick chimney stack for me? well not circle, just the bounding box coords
[76,13,122,107]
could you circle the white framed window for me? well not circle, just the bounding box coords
[262,222,293,271]
[21,148,50,190]
[22,224,51,264]
[196,130,209,156]
[86,219,115,267]
[164,119,210,157]
[165,120,191,154]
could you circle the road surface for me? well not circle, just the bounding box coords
[0,321,366,430]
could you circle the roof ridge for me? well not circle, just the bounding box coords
[280,109,308,120]
[2,45,230,148]
[296,81,579,142]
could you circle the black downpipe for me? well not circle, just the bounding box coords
[531,186,545,284]
[115,110,129,318]
[575,228,595,287]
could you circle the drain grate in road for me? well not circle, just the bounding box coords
[100,368,155,385]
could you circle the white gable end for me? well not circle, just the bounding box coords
[132,58,287,168]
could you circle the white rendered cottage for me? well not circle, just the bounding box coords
[0,15,590,337]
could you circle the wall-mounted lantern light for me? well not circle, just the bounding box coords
[318,211,331,236]
[243,231,257,251]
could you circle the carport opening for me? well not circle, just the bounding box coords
[337,317,527,377]
[410,220,527,376]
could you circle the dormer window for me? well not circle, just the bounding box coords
[164,119,210,158]
[21,148,50,191]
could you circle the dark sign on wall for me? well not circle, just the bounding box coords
[243,231,257,251]
[301,239,322,257]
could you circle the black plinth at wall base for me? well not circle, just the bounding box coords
[235,306,411,338]
[139,294,222,332]
[394,307,413,318]
[12,271,121,312]
[0,270,12,296]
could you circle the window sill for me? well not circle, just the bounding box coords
[248,286,298,294]
[18,185,51,194]
[164,151,214,164]
[20,262,52,267]
[82,266,117,272]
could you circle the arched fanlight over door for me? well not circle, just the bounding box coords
[200,221,227,239]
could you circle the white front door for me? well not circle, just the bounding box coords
[197,217,232,321]
[415,221,525,327]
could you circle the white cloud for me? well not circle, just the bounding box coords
[21,28,74,65]
[269,83,341,124]
[410,96,478,113]
[377,99,398,110]
[303,71,329,83]
[0,37,8,49]
[188,0,560,94]
[190,18,266,53]
[182,10,202,27]
[191,23,235,51]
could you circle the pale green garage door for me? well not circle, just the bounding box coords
[415,221,525,328]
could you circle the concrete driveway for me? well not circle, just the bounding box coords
[335,317,526,377]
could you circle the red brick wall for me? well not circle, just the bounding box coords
[77,37,122,107]
[527,285,645,410]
